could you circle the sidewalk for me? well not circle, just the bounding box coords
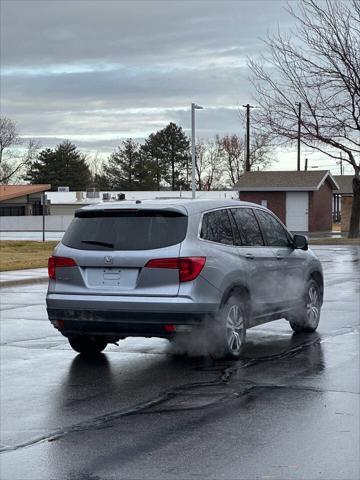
[0,268,48,288]
[298,231,346,240]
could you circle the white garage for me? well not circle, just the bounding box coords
[236,170,339,232]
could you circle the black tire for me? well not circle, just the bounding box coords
[289,279,322,333]
[214,295,247,360]
[68,336,108,355]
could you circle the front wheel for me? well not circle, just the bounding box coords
[214,295,247,359]
[289,279,322,333]
[68,336,108,355]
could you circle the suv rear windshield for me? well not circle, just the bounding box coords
[62,209,188,250]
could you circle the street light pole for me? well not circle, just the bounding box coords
[191,103,203,199]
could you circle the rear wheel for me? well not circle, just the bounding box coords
[214,295,247,359]
[289,279,322,333]
[68,336,108,355]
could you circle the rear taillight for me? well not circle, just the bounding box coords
[144,258,179,270]
[178,257,206,282]
[48,256,77,280]
[145,257,206,282]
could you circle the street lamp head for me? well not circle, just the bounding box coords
[192,103,203,110]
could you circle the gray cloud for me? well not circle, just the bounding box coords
[1,1,291,66]
[1,0,293,150]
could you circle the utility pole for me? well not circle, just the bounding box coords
[243,104,254,172]
[296,102,301,171]
[305,157,308,171]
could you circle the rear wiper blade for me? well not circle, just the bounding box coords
[81,240,114,248]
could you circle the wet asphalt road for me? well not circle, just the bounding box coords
[0,245,359,480]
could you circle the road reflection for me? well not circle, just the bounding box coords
[54,329,325,421]
[47,330,327,480]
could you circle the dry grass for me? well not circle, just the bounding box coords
[0,241,58,271]
[310,237,360,245]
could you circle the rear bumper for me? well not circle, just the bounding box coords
[46,293,218,339]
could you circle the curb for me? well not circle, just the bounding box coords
[0,277,48,288]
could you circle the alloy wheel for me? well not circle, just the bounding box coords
[226,304,245,354]
[306,285,321,328]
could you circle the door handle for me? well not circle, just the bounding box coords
[245,253,254,260]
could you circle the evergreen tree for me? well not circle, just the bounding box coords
[141,133,166,190]
[143,123,190,190]
[24,141,92,190]
[133,148,159,190]
[92,172,112,190]
[103,139,161,191]
[103,139,140,190]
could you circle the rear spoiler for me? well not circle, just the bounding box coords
[75,209,187,218]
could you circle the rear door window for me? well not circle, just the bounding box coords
[200,209,234,245]
[255,209,290,247]
[62,209,188,250]
[230,208,264,246]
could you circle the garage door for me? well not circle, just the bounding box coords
[286,192,308,231]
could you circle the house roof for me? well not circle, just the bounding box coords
[333,175,354,195]
[0,184,51,202]
[234,170,339,191]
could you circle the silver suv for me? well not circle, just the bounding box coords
[46,199,323,358]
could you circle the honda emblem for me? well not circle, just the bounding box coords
[104,255,113,265]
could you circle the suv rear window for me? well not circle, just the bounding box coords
[62,209,188,250]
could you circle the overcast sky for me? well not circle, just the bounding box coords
[1,0,343,171]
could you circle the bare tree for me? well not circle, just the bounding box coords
[217,133,273,185]
[0,116,40,184]
[195,140,207,191]
[249,0,360,237]
[205,139,226,189]
[249,132,273,171]
[1,139,40,184]
[217,134,244,185]
[195,138,225,190]
[0,117,21,164]
[87,152,103,187]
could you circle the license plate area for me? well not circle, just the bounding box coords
[85,267,139,290]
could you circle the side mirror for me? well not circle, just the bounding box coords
[292,234,308,251]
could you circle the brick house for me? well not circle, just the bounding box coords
[0,184,51,216]
[234,170,339,232]
[333,175,354,232]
